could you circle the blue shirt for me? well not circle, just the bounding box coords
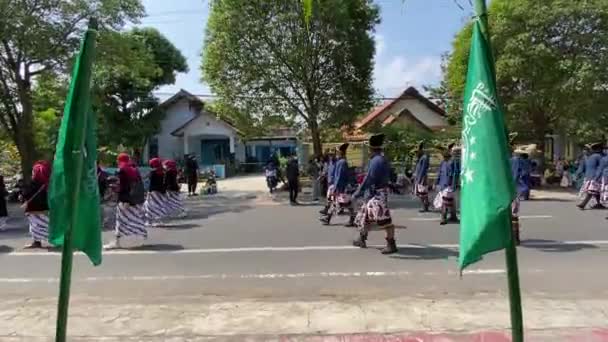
[511,156,529,194]
[436,160,450,189]
[578,152,602,180]
[597,155,608,180]
[332,157,350,192]
[358,153,390,196]
[414,154,429,183]
[327,160,336,185]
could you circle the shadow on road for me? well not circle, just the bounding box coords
[522,239,599,252]
[128,243,185,251]
[389,244,458,260]
[0,245,15,254]
[528,198,575,203]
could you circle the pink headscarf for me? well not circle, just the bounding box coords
[32,160,51,185]
[117,153,138,180]
[149,158,163,175]
[163,159,178,172]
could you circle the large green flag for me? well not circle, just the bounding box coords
[458,18,515,270]
[49,23,101,266]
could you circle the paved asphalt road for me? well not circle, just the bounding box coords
[0,191,607,299]
[1,187,608,339]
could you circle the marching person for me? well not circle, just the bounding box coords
[319,150,337,215]
[184,154,199,196]
[22,161,51,249]
[576,142,604,210]
[352,134,398,255]
[164,159,186,218]
[510,134,523,245]
[435,144,460,225]
[286,154,300,205]
[320,143,356,226]
[308,157,321,202]
[145,158,167,226]
[413,141,430,212]
[104,153,147,250]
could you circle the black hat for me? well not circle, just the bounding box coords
[369,134,385,148]
[417,140,425,150]
[338,143,349,153]
[508,132,518,144]
[591,142,604,151]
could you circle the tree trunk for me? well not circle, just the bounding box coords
[15,87,37,184]
[308,119,322,158]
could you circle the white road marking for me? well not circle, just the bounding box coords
[0,268,518,283]
[3,239,607,257]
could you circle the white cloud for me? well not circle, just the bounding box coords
[373,34,442,97]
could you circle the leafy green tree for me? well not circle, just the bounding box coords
[444,0,608,158]
[202,0,379,157]
[0,0,144,176]
[94,27,188,153]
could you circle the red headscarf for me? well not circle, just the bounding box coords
[163,159,178,172]
[149,158,163,174]
[32,160,51,185]
[117,153,138,180]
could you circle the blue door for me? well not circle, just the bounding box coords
[201,139,230,165]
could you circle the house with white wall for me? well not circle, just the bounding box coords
[143,89,245,177]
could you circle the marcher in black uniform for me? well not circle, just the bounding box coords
[184,154,199,196]
[286,154,300,205]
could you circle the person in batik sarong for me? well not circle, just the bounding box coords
[320,143,355,226]
[434,144,461,225]
[576,142,605,210]
[413,141,430,212]
[104,153,147,249]
[319,150,336,215]
[352,134,398,255]
[509,133,524,245]
[145,158,167,226]
[596,150,608,213]
[164,159,186,218]
[22,160,51,249]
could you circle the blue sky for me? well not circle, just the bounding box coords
[140,0,473,99]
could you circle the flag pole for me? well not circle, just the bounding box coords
[54,18,98,342]
[472,1,524,341]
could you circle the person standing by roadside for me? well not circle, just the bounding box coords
[308,157,320,202]
[184,154,199,196]
[22,161,51,249]
[286,154,300,205]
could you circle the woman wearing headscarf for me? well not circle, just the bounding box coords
[104,153,147,249]
[144,157,167,226]
[22,160,51,248]
[164,159,186,218]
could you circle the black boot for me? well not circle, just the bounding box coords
[577,195,592,210]
[353,232,367,248]
[319,214,331,226]
[440,208,448,225]
[381,238,398,254]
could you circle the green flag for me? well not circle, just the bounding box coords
[458,18,515,270]
[49,22,101,266]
